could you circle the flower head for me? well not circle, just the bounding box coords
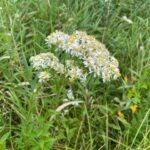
[67,88,74,100]
[37,71,50,83]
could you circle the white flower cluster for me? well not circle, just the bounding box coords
[30,52,65,82]
[65,60,87,83]
[45,31,121,82]
[37,71,50,83]
[30,53,86,83]
[66,88,74,100]
[30,52,65,74]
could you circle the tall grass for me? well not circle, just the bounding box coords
[0,0,150,149]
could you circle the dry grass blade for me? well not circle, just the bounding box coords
[50,101,84,121]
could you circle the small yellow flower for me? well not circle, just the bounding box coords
[131,105,138,113]
[117,111,124,118]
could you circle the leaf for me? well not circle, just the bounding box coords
[0,132,10,150]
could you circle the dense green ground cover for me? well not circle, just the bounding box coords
[0,0,150,149]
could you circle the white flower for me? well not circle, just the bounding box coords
[72,101,79,106]
[80,73,88,83]
[63,109,69,115]
[37,71,50,83]
[67,89,74,100]
[121,16,133,24]
[18,82,30,86]
[63,98,69,102]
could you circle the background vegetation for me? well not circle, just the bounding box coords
[0,0,150,149]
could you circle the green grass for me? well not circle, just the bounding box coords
[0,0,150,149]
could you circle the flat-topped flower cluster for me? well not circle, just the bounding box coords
[45,31,120,82]
[30,30,121,83]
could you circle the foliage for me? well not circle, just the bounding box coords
[0,0,150,149]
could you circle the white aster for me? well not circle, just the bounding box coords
[37,71,50,83]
